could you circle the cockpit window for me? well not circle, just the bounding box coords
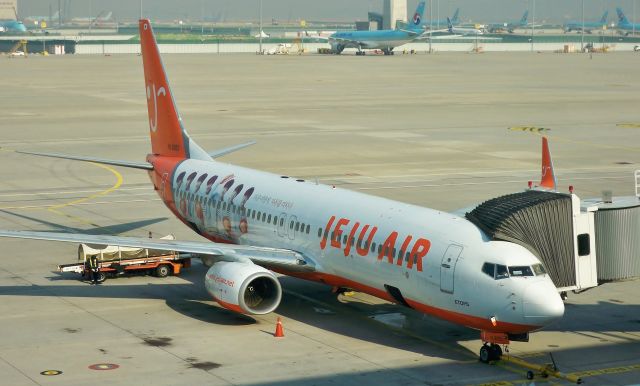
[508,266,534,277]
[532,263,547,276]
[496,264,509,279]
[482,263,495,278]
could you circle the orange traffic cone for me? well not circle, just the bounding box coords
[274,317,284,338]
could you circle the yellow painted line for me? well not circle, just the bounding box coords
[509,126,640,153]
[569,363,640,378]
[43,162,124,226]
[616,123,640,128]
[48,162,123,210]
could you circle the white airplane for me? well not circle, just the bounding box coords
[0,19,563,363]
[447,17,484,36]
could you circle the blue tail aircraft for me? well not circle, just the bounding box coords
[564,10,608,33]
[616,8,640,35]
[318,1,429,55]
[486,10,529,33]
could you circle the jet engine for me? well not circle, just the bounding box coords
[204,261,282,315]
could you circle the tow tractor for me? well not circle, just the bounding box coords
[57,235,191,283]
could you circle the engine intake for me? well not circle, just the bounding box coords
[205,261,282,315]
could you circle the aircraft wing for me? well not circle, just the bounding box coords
[0,230,315,272]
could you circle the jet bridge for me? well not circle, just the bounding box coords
[465,190,598,292]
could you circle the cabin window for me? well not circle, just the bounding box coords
[318,228,322,238]
[273,216,278,225]
[496,264,509,279]
[300,222,305,232]
[262,213,266,222]
[280,218,285,226]
[267,214,272,223]
[508,266,534,277]
[306,225,310,234]
[342,234,347,244]
[532,264,547,276]
[482,263,495,278]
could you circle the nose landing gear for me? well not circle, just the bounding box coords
[479,343,503,363]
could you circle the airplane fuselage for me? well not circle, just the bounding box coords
[330,30,419,51]
[147,156,564,335]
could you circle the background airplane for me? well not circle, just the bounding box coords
[0,19,26,33]
[429,8,460,28]
[564,10,608,33]
[486,10,529,33]
[447,16,483,36]
[0,6,27,33]
[318,1,428,55]
[0,19,565,364]
[616,8,640,34]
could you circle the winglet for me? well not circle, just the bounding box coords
[540,137,557,190]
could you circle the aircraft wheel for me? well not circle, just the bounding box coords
[490,344,502,360]
[155,264,171,278]
[526,370,534,380]
[97,272,107,283]
[479,345,491,363]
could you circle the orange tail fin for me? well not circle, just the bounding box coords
[540,137,557,190]
[140,20,203,159]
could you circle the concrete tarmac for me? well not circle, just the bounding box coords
[0,52,639,385]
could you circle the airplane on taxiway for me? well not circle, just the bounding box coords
[0,19,564,363]
[447,16,484,36]
[564,10,608,33]
[316,1,429,55]
[486,10,530,33]
[616,8,640,35]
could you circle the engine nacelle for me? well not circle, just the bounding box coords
[205,261,282,315]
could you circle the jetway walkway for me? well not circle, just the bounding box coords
[465,185,640,294]
[466,190,581,290]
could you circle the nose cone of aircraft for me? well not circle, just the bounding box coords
[523,282,565,326]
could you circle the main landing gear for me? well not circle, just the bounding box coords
[479,343,503,363]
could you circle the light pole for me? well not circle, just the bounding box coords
[580,0,585,52]
[139,0,143,20]
[259,0,263,54]
[530,0,535,52]
[429,0,433,53]
[634,0,636,36]
[201,0,204,36]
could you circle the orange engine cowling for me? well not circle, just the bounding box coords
[205,261,282,315]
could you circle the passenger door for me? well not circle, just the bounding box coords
[440,244,463,294]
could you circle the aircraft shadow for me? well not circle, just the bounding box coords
[3,261,639,361]
[0,209,168,235]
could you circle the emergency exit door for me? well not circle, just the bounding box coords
[440,244,463,293]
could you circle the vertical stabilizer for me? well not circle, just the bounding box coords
[520,10,529,25]
[600,10,609,24]
[450,9,460,25]
[139,20,210,161]
[411,1,426,27]
[616,8,629,25]
[540,137,557,190]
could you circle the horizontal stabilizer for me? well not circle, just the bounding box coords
[17,151,153,170]
[208,141,256,158]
